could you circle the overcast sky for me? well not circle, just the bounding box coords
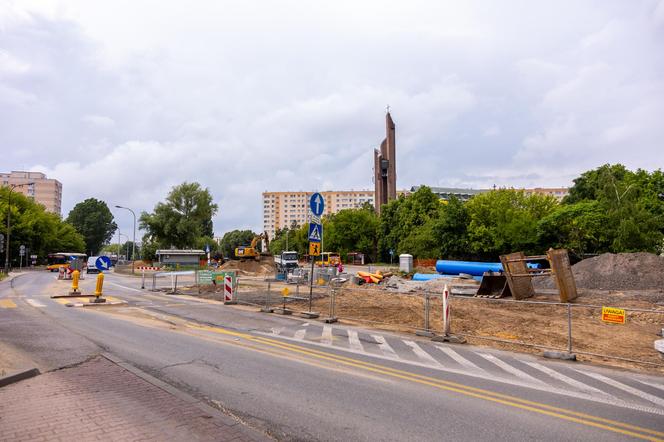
[2,1,663,238]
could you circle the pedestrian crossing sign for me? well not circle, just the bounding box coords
[309,242,321,256]
[308,223,322,242]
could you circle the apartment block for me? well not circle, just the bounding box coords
[522,187,569,201]
[1,171,63,215]
[262,190,375,239]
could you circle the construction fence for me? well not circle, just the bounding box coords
[232,280,664,371]
[145,270,664,371]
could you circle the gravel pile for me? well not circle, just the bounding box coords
[541,252,664,290]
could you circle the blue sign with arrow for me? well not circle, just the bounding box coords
[309,192,325,217]
[95,256,112,271]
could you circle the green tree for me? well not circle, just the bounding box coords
[378,186,440,260]
[140,182,218,249]
[430,197,470,259]
[0,188,84,264]
[563,164,632,204]
[537,201,610,256]
[66,198,117,255]
[102,241,141,260]
[324,204,379,261]
[465,189,557,258]
[218,230,255,257]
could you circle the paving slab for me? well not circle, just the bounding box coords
[0,355,271,442]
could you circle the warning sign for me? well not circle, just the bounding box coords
[601,307,625,324]
[309,242,321,256]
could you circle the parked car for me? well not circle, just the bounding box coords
[87,256,100,273]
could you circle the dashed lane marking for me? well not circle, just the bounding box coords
[0,299,17,308]
[26,299,46,308]
[347,330,364,352]
[525,361,616,399]
[436,346,485,372]
[321,325,333,345]
[372,334,399,359]
[579,370,664,408]
[478,353,547,387]
[403,340,443,367]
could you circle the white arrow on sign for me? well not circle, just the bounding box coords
[314,194,322,214]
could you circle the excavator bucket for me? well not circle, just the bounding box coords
[475,271,511,298]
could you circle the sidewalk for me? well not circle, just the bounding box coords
[0,355,269,442]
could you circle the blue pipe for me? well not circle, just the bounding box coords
[435,260,540,277]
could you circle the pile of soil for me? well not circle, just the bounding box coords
[219,258,275,275]
[539,252,664,290]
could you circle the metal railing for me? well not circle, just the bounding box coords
[273,283,664,369]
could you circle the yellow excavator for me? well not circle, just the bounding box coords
[234,232,270,261]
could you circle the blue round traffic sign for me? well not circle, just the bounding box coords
[309,192,325,216]
[95,256,112,271]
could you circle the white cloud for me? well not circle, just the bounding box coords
[1,0,663,237]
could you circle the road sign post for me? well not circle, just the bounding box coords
[302,193,324,319]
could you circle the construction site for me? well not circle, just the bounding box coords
[158,111,664,374]
[153,248,664,374]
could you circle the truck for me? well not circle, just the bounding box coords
[274,251,299,273]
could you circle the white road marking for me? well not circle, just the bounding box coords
[254,330,664,416]
[271,327,284,336]
[478,353,547,386]
[321,325,333,345]
[524,362,615,398]
[636,379,664,393]
[107,281,142,292]
[26,299,46,308]
[294,329,306,340]
[371,334,399,359]
[403,340,443,367]
[436,346,484,372]
[579,370,664,408]
[347,330,364,352]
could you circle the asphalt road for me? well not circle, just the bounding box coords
[2,270,664,441]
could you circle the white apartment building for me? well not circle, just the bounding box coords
[262,190,375,238]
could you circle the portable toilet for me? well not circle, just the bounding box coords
[399,254,413,273]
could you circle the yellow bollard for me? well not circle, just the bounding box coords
[69,270,80,295]
[93,272,106,303]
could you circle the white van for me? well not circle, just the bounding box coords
[87,256,100,273]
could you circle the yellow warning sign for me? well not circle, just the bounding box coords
[309,242,321,256]
[281,287,290,297]
[601,306,625,324]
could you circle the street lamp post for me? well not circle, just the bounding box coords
[4,182,34,273]
[115,205,137,274]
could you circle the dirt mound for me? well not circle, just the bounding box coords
[540,252,664,290]
[219,258,275,275]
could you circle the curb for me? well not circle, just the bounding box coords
[101,353,272,442]
[66,300,128,307]
[0,367,40,388]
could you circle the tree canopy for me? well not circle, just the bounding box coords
[294,164,663,262]
[66,198,117,255]
[140,182,218,249]
[0,188,85,265]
